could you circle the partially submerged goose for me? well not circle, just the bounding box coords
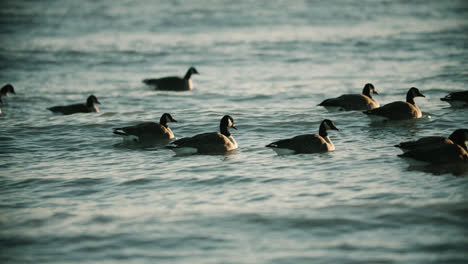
[440,90,468,108]
[266,119,339,154]
[318,83,379,111]
[48,95,100,115]
[395,129,468,152]
[363,87,425,120]
[113,113,177,144]
[143,67,199,91]
[0,84,16,114]
[0,84,16,104]
[167,115,238,155]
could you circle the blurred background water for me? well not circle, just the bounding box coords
[1,0,468,263]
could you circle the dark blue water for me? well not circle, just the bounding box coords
[1,0,468,263]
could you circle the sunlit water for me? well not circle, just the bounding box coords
[1,0,468,263]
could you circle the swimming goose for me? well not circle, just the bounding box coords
[318,83,379,111]
[398,137,468,164]
[363,87,425,120]
[266,119,339,154]
[0,84,16,104]
[113,113,177,143]
[48,95,100,115]
[167,115,238,154]
[395,129,468,152]
[440,90,468,108]
[143,67,199,91]
[0,84,16,114]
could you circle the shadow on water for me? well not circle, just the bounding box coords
[404,162,468,177]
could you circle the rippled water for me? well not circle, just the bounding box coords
[1,0,468,263]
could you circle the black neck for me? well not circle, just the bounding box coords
[362,86,372,98]
[406,91,416,105]
[220,125,231,137]
[449,131,467,151]
[183,70,192,80]
[160,116,168,128]
[319,123,328,138]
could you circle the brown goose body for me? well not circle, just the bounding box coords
[397,129,468,164]
[113,113,177,144]
[398,142,468,164]
[48,95,100,115]
[167,115,237,155]
[364,87,425,120]
[395,129,468,152]
[266,119,339,154]
[143,67,199,91]
[319,83,379,111]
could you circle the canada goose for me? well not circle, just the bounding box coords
[266,119,339,154]
[167,115,237,154]
[398,140,468,164]
[395,129,468,152]
[143,67,199,91]
[0,84,16,104]
[48,95,100,115]
[113,113,177,144]
[363,87,425,120]
[440,90,468,107]
[318,83,379,111]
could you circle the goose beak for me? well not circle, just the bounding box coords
[231,125,237,130]
[373,91,379,95]
[172,119,178,123]
[96,100,101,104]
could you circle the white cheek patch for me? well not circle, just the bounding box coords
[228,118,234,127]
[324,122,331,130]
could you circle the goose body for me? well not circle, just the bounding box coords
[48,95,100,115]
[363,87,425,120]
[113,113,177,144]
[143,67,199,91]
[395,129,468,152]
[167,115,237,155]
[318,83,379,111]
[397,129,468,164]
[398,142,468,164]
[266,119,339,154]
[440,90,468,108]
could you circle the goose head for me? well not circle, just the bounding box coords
[319,119,339,137]
[160,113,178,127]
[362,83,378,97]
[1,84,15,96]
[86,95,101,106]
[406,87,425,105]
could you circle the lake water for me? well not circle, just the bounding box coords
[1,0,468,263]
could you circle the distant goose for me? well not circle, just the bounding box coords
[167,115,238,154]
[318,83,379,111]
[0,84,16,104]
[363,87,425,120]
[48,95,100,115]
[113,113,177,144]
[395,129,468,152]
[143,67,199,91]
[440,90,468,107]
[266,119,339,155]
[397,131,468,164]
[0,84,16,114]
